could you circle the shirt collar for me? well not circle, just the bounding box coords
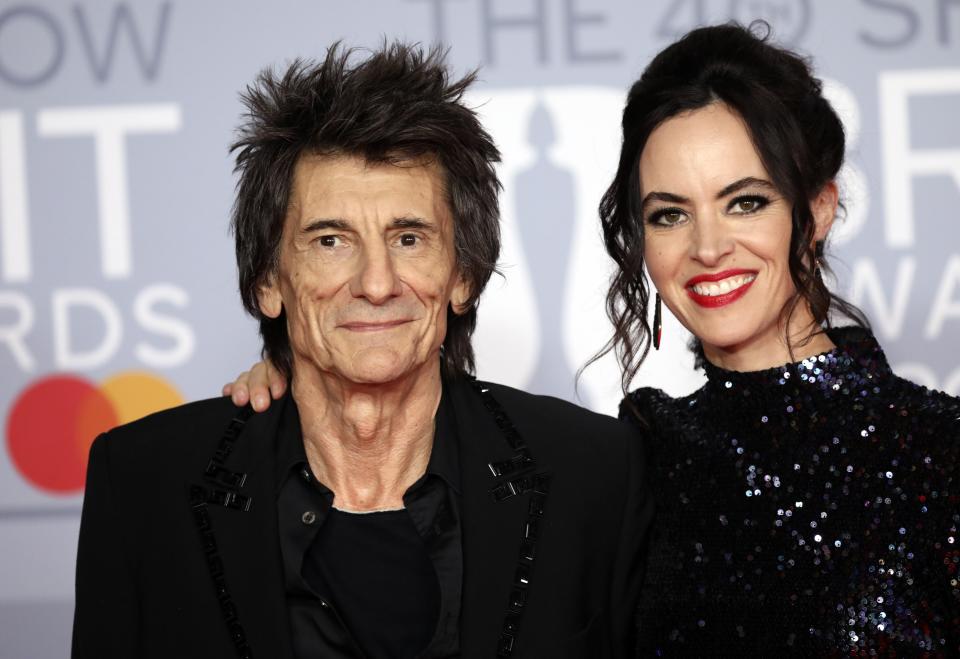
[274,379,462,496]
[274,395,315,495]
[427,384,461,495]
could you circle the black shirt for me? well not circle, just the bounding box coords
[276,391,462,659]
[306,508,439,657]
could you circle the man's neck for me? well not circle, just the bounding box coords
[291,361,442,512]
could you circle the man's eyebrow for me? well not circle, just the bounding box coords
[716,176,776,199]
[302,218,350,233]
[301,217,438,233]
[391,216,437,231]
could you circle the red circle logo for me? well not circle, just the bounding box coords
[6,371,183,494]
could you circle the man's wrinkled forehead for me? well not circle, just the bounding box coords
[279,153,456,249]
[284,150,452,217]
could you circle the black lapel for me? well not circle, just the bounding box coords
[452,377,552,658]
[188,396,295,659]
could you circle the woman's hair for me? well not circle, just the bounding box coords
[230,42,502,379]
[593,22,867,394]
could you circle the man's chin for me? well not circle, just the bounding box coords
[338,350,435,387]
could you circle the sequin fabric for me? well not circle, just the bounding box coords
[623,329,960,656]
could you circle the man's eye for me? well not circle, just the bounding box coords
[399,234,418,247]
[317,235,341,247]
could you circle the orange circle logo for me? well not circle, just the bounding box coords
[5,372,183,494]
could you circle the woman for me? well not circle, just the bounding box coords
[226,24,960,654]
[596,23,960,655]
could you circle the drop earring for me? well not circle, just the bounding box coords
[653,293,662,350]
[814,241,825,283]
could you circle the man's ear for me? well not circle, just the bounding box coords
[450,274,471,316]
[258,273,283,319]
[812,180,839,243]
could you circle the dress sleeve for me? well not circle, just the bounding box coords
[72,433,139,658]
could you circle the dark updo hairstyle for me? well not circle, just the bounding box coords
[595,22,867,395]
[230,42,501,379]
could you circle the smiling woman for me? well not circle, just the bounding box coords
[600,23,960,655]
[639,103,836,371]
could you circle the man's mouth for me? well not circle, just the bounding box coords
[339,320,411,331]
[685,270,757,307]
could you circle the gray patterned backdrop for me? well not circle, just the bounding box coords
[1,0,958,656]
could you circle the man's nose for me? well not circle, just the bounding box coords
[350,244,403,303]
[690,216,735,267]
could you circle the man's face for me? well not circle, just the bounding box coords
[258,154,468,386]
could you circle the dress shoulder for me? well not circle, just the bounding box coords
[619,385,703,439]
[880,374,960,490]
[889,374,960,424]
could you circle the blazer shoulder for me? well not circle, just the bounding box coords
[476,379,640,454]
[95,396,248,468]
[479,378,621,422]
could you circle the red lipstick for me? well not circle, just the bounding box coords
[685,269,757,308]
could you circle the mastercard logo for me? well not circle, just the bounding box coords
[5,372,184,494]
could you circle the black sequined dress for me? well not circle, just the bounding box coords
[623,329,960,656]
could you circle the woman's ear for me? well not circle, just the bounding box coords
[812,180,839,243]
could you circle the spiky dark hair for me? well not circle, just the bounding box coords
[230,42,502,378]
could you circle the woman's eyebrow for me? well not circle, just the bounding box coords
[641,177,776,212]
[641,191,689,212]
[716,176,776,198]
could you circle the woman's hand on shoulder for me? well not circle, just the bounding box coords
[222,360,286,412]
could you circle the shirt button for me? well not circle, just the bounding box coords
[301,510,317,525]
[300,468,311,482]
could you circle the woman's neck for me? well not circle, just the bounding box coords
[702,310,836,373]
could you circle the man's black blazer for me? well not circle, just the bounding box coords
[73,375,652,658]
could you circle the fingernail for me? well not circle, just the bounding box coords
[254,394,267,410]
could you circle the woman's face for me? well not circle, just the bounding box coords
[640,102,831,369]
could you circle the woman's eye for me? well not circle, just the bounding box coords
[731,196,768,214]
[649,209,686,226]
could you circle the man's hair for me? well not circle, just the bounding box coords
[230,42,502,379]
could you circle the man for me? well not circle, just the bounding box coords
[73,43,651,659]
